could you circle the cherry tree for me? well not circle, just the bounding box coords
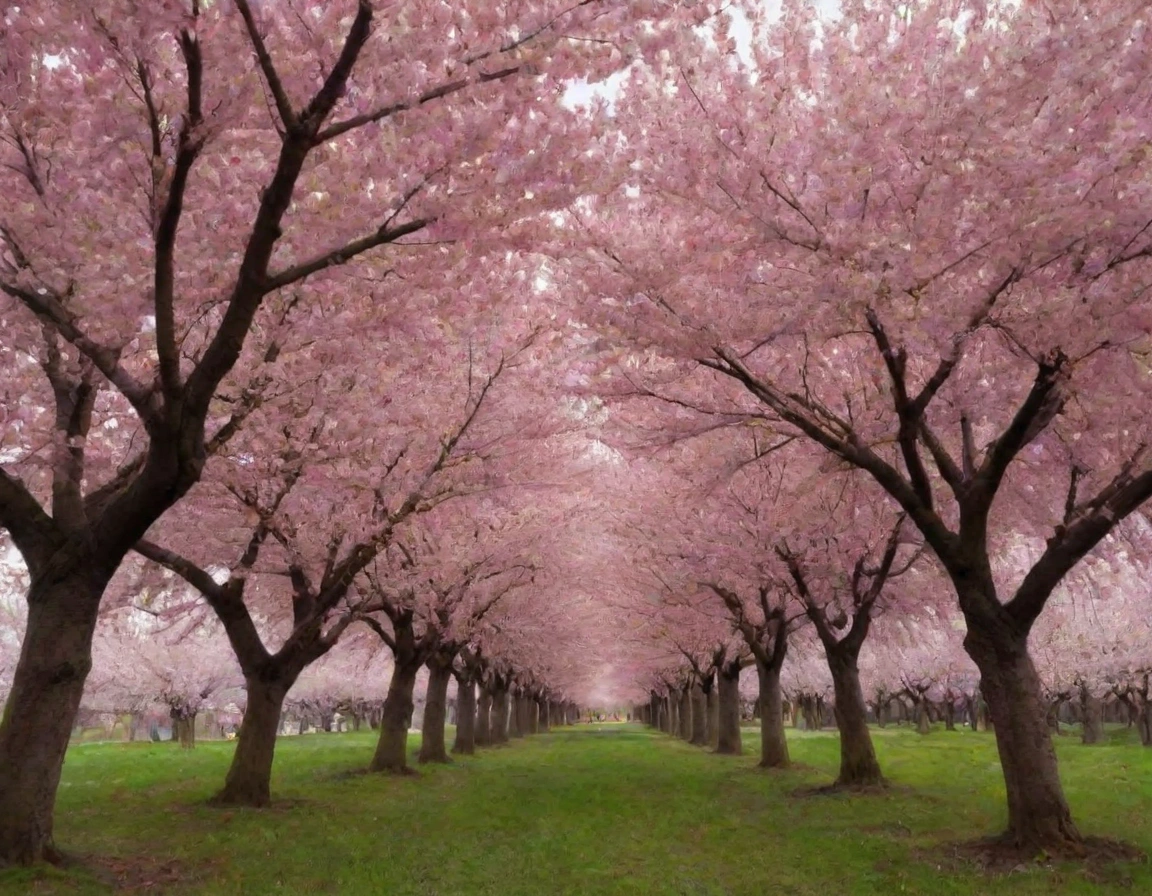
[131,305,557,802]
[0,0,694,864]
[86,607,242,747]
[564,0,1152,851]
[285,646,392,734]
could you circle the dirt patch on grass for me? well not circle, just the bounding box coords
[791,781,893,798]
[71,854,203,892]
[328,765,419,781]
[922,835,1146,878]
[749,760,819,774]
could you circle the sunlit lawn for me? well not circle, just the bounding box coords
[2,722,1151,894]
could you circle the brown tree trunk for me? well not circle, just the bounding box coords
[369,662,419,773]
[915,701,931,735]
[964,624,1081,850]
[418,662,452,763]
[666,695,677,734]
[1079,685,1103,746]
[704,679,719,749]
[0,574,106,866]
[452,677,476,755]
[756,658,789,768]
[715,663,742,755]
[475,688,492,746]
[491,687,510,744]
[1138,688,1152,747]
[827,651,884,787]
[508,694,524,739]
[536,698,549,733]
[171,709,197,749]
[212,673,291,807]
[678,687,692,740]
[690,683,707,746]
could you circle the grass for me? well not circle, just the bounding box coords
[2,722,1151,894]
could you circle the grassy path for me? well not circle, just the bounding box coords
[3,723,1151,894]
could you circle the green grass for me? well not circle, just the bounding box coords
[3,723,1151,894]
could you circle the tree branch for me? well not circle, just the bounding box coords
[263,217,430,292]
[153,27,205,407]
[234,0,297,131]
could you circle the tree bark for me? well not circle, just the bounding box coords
[0,573,105,865]
[475,687,493,747]
[828,651,884,787]
[171,708,197,749]
[508,693,524,739]
[491,687,510,744]
[689,683,707,746]
[704,680,719,749]
[756,658,789,768]
[452,677,476,755]
[964,624,1080,849]
[715,663,742,755]
[677,686,692,740]
[1079,685,1103,746]
[942,697,956,731]
[915,700,931,735]
[536,697,549,733]
[418,661,452,763]
[212,673,291,807]
[369,662,419,773]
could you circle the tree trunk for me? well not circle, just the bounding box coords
[690,683,707,746]
[705,682,719,749]
[964,624,1081,850]
[475,688,492,747]
[667,695,677,734]
[677,687,692,740]
[369,662,419,773]
[942,698,956,731]
[418,662,452,763]
[212,673,290,807]
[1079,686,1103,746]
[536,698,549,733]
[0,573,106,866]
[756,658,789,768]
[491,687,510,744]
[915,701,931,735]
[715,664,742,755]
[508,694,524,739]
[452,678,476,755]
[171,709,197,749]
[827,651,884,787]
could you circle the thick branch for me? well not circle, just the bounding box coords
[1008,467,1152,628]
[153,28,205,406]
[0,468,58,571]
[184,2,374,419]
[978,351,1068,500]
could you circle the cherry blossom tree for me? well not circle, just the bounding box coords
[0,0,696,864]
[86,608,242,747]
[564,0,1152,851]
